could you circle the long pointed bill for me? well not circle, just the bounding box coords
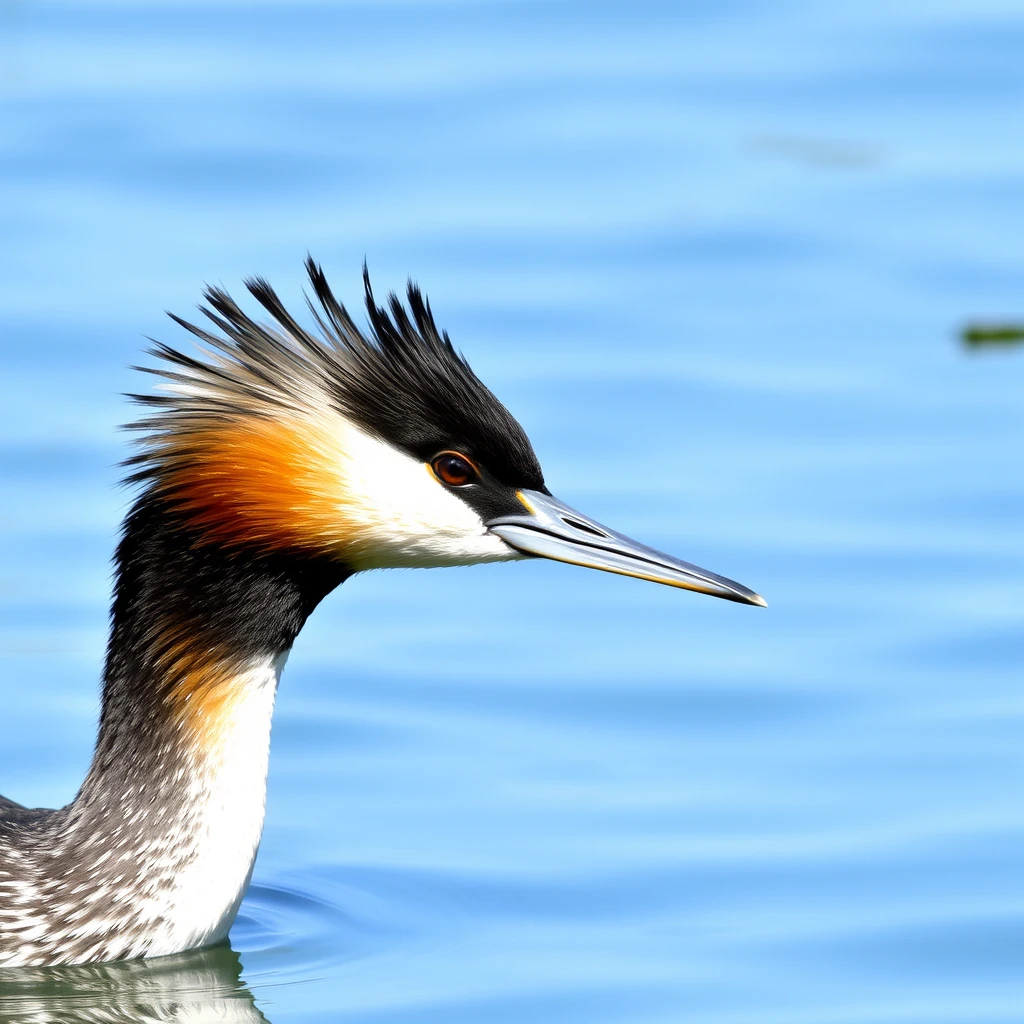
[487,489,766,607]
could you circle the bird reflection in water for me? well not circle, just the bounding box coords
[0,943,269,1024]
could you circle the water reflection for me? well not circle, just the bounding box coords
[0,944,268,1024]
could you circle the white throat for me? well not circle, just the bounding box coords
[143,651,287,958]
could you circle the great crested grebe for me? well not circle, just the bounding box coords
[0,260,764,968]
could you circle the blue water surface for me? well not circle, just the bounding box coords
[1,1,1024,1021]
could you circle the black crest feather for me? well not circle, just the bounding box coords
[131,258,545,490]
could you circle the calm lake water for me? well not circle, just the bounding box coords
[2,1,1024,1021]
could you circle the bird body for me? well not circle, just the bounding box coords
[0,261,763,967]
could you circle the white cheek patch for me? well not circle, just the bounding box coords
[331,416,522,570]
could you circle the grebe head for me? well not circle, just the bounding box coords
[131,257,764,605]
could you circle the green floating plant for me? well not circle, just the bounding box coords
[961,323,1024,349]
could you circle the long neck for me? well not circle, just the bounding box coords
[30,497,346,966]
[93,496,346,783]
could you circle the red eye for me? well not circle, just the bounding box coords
[431,452,478,487]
